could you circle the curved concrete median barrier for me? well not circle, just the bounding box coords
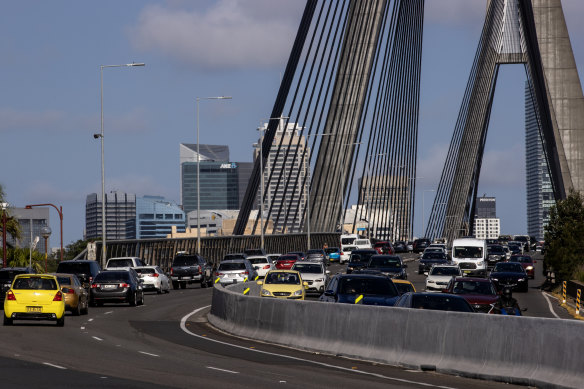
[209,283,584,388]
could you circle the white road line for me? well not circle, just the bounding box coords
[206,366,239,374]
[180,306,457,389]
[80,326,85,330]
[92,336,103,341]
[43,362,67,370]
[138,351,160,357]
[88,318,94,322]
[104,311,113,315]
[542,292,561,319]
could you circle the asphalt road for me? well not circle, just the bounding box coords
[0,282,530,389]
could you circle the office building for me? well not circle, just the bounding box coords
[127,196,185,239]
[255,121,309,233]
[86,192,136,240]
[525,82,554,241]
[476,196,497,218]
[6,207,50,253]
[473,196,500,240]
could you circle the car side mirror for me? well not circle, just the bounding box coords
[256,280,263,285]
[326,270,331,275]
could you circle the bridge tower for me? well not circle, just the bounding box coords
[426,0,584,243]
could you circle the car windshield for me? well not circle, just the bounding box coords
[135,268,155,274]
[325,248,339,254]
[341,237,356,245]
[453,246,483,258]
[108,259,133,268]
[421,252,446,260]
[452,281,495,295]
[509,256,532,264]
[411,295,473,312]
[265,272,300,284]
[219,262,247,271]
[278,255,298,261]
[173,256,197,266]
[494,263,524,272]
[338,277,398,297]
[394,282,414,295]
[369,257,401,268]
[248,257,268,264]
[293,264,323,274]
[430,267,459,276]
[95,272,130,282]
[13,277,57,290]
[307,250,323,255]
[350,252,375,263]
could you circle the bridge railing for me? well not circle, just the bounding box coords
[95,232,340,269]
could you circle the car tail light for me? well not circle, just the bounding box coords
[196,265,202,273]
[215,272,224,277]
[340,252,344,255]
[119,283,130,288]
[170,268,174,276]
[6,290,16,301]
[89,276,93,284]
[91,284,99,289]
[244,271,249,275]
[263,265,271,269]
[64,288,75,294]
[53,291,63,301]
[151,273,159,278]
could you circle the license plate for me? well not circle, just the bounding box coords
[104,284,116,289]
[27,306,42,313]
[180,277,189,280]
[463,270,472,274]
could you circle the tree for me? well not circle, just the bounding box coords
[63,239,92,260]
[0,184,22,249]
[7,247,45,273]
[544,189,584,282]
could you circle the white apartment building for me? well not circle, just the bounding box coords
[474,218,501,240]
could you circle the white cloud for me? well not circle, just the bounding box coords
[128,0,304,70]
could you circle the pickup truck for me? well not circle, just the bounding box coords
[170,254,213,289]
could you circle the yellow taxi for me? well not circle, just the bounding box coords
[393,279,416,295]
[257,270,308,300]
[3,274,66,326]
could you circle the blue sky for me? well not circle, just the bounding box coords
[1,0,583,246]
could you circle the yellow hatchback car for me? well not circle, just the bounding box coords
[257,270,308,300]
[3,274,66,326]
[393,279,416,295]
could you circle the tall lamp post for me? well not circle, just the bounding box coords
[25,204,64,262]
[95,62,145,267]
[41,226,52,272]
[196,96,232,254]
[1,202,9,268]
[422,189,436,238]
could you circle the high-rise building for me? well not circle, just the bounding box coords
[86,192,136,240]
[127,196,186,239]
[475,196,497,218]
[525,82,554,241]
[473,196,500,239]
[255,121,309,233]
[7,207,50,253]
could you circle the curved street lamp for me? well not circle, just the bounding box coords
[25,203,63,263]
[41,226,52,272]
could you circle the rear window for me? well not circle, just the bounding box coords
[278,255,298,261]
[324,248,339,254]
[248,257,268,265]
[370,256,401,268]
[430,267,459,276]
[135,268,155,274]
[95,272,130,282]
[57,276,72,286]
[173,256,197,266]
[108,259,134,268]
[292,264,323,274]
[218,262,246,271]
[13,277,57,290]
[394,282,414,295]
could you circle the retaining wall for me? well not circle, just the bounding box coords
[209,283,584,389]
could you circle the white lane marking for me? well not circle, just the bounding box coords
[92,336,103,341]
[181,306,457,389]
[138,351,160,357]
[104,311,113,315]
[80,326,85,330]
[542,292,561,319]
[43,362,67,370]
[88,318,94,322]
[206,366,239,374]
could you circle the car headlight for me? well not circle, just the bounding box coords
[347,267,354,271]
[526,266,533,270]
[261,289,271,296]
[491,278,498,281]
[518,278,525,282]
[477,261,484,267]
[314,278,323,282]
[293,289,303,296]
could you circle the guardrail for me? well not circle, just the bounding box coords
[209,283,584,389]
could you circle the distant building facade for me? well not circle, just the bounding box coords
[473,196,500,240]
[6,207,50,253]
[85,192,136,240]
[127,196,185,239]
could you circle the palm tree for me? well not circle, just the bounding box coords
[7,247,45,273]
[0,184,22,246]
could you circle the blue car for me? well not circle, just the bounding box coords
[324,247,341,262]
[319,274,400,306]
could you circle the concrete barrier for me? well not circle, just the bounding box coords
[209,283,584,389]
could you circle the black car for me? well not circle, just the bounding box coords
[244,248,267,257]
[346,249,378,274]
[364,255,407,279]
[393,241,407,253]
[170,253,214,289]
[507,243,522,255]
[0,267,35,303]
[223,253,248,261]
[90,270,144,306]
[486,244,506,268]
[394,292,475,312]
[319,274,400,306]
[413,238,431,253]
[489,262,528,292]
[56,260,102,290]
[418,251,449,274]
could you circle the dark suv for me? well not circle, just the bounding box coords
[170,254,213,289]
[0,267,36,303]
[56,260,101,290]
[413,238,431,253]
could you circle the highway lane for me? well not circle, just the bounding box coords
[0,283,526,388]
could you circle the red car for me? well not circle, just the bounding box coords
[373,241,394,255]
[444,277,499,313]
[275,254,300,270]
[507,255,536,279]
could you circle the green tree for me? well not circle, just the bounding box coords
[7,247,46,273]
[544,189,584,282]
[1,184,22,259]
[63,239,92,260]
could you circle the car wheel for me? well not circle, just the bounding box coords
[139,292,144,305]
[56,316,65,327]
[129,292,137,306]
[207,276,214,288]
[89,299,97,307]
[72,302,81,316]
[81,299,89,315]
[3,315,12,326]
[172,281,179,290]
[200,277,207,289]
[157,286,162,294]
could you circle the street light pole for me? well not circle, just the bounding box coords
[41,226,52,272]
[25,204,63,262]
[196,96,232,254]
[98,62,145,267]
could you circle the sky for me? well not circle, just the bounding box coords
[1,0,583,247]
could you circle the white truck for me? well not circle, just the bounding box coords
[450,238,487,277]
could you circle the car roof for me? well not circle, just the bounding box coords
[265,269,301,275]
[220,259,249,263]
[392,279,413,285]
[335,273,390,279]
[452,276,492,282]
[293,261,323,266]
[246,255,268,259]
[132,265,158,269]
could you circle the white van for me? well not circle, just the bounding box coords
[450,238,487,277]
[353,239,372,249]
[340,234,359,252]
